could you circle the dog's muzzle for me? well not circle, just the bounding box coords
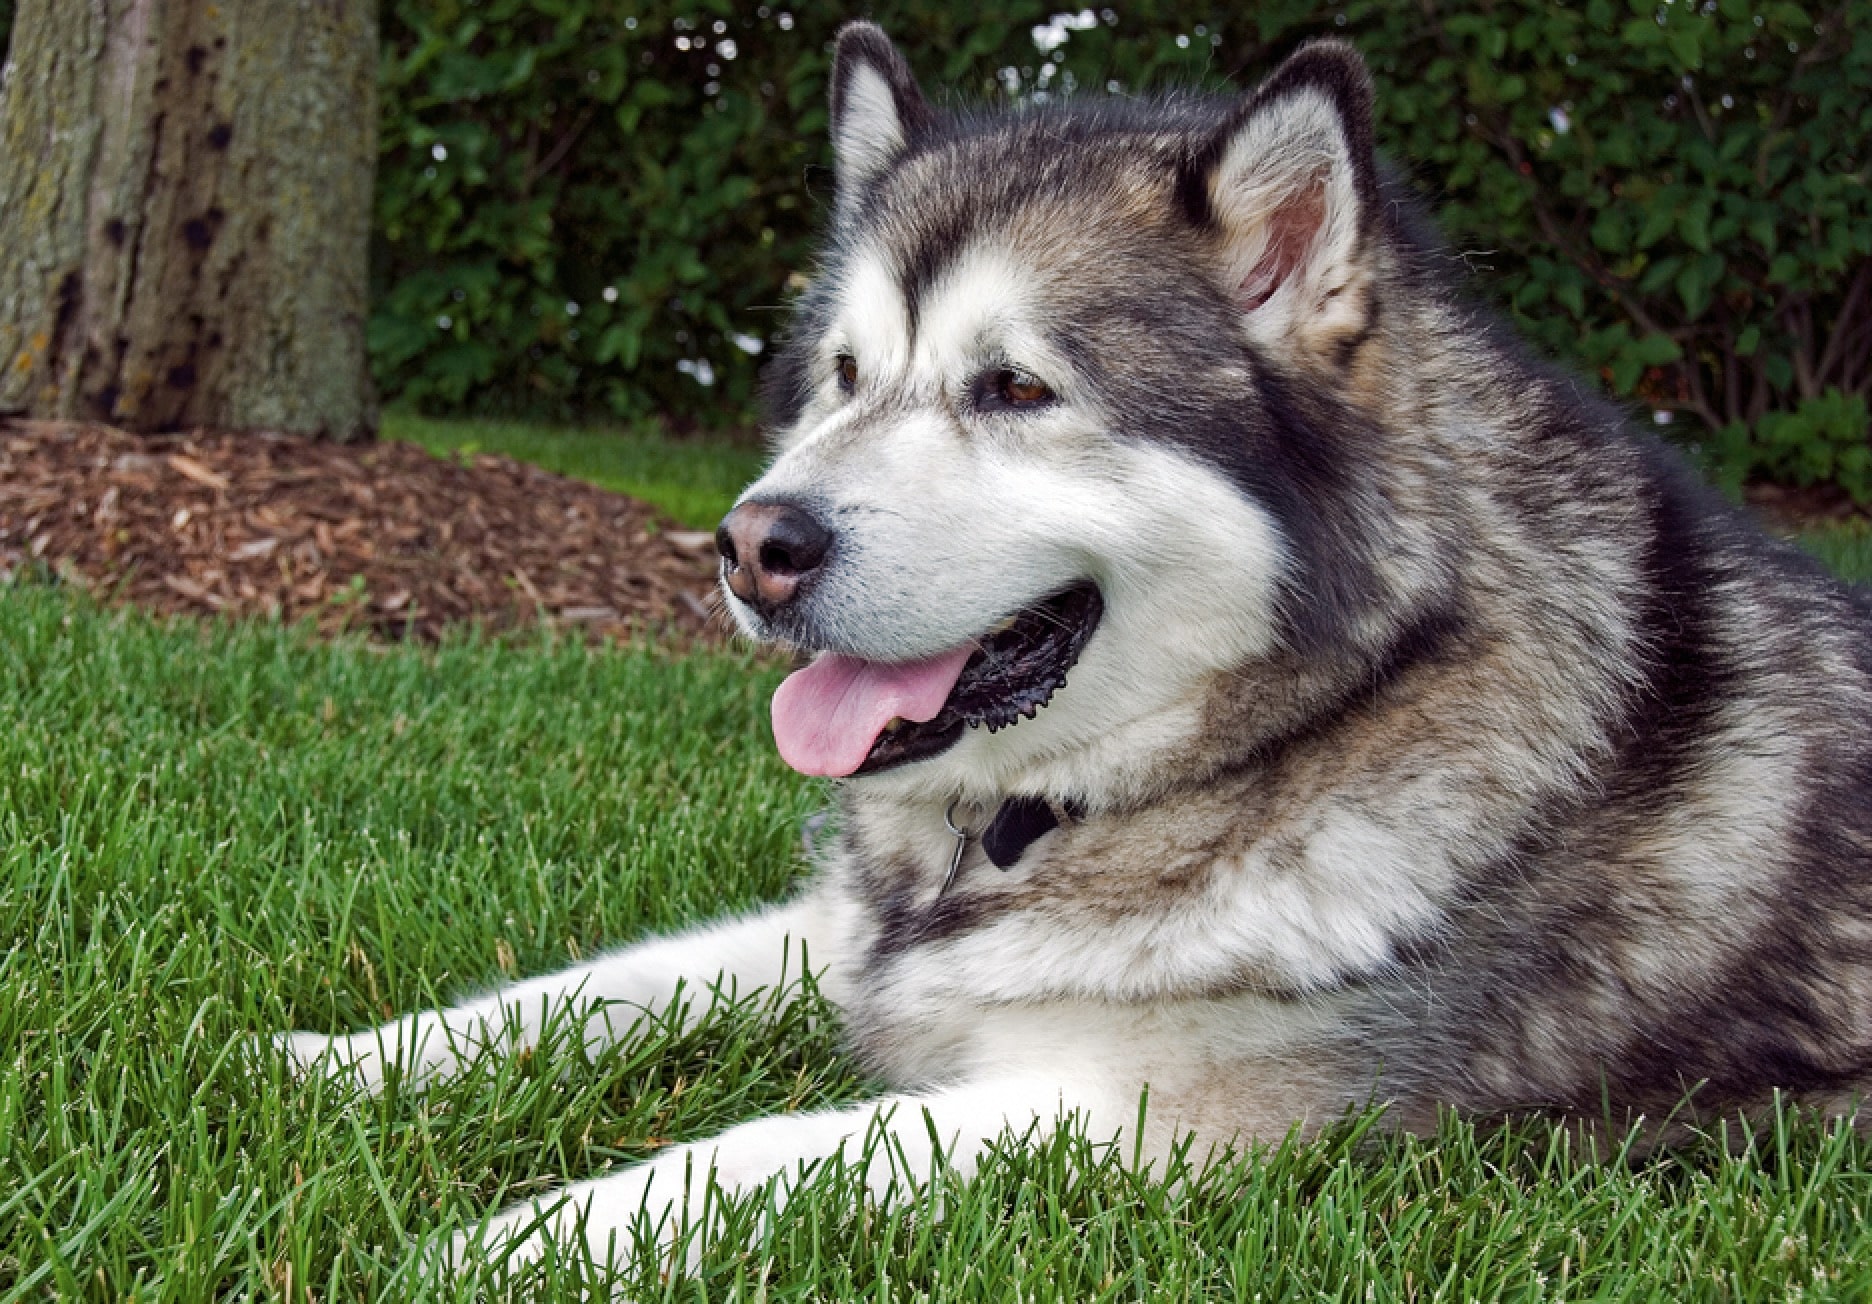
[717,497,1104,778]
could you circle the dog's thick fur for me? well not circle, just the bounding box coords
[283,26,1872,1269]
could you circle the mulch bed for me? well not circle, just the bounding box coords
[1743,480,1868,534]
[0,419,734,646]
[0,418,1859,652]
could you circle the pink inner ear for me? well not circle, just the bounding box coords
[1238,182,1326,313]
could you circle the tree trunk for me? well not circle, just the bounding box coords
[0,0,378,440]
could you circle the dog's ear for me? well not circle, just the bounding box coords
[1182,41,1381,367]
[829,23,933,214]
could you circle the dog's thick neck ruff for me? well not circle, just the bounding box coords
[940,792,1086,894]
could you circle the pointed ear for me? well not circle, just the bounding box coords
[829,23,933,215]
[1183,41,1382,366]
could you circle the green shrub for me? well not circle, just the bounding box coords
[5,3,1865,496]
[1713,387,1872,500]
[369,3,1233,425]
[373,2,1869,499]
[1352,0,1871,495]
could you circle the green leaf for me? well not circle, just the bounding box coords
[1633,333,1683,366]
[1678,200,1712,253]
[1610,350,1644,393]
[1637,203,1678,250]
[1620,18,1662,47]
[1675,254,1723,319]
[1591,208,1632,253]
[1666,27,1703,70]
[1555,277,1587,317]
[1639,255,1684,296]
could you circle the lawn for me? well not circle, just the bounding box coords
[5,423,1872,1300]
[1799,521,1872,585]
[383,412,766,531]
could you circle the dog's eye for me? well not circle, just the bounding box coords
[835,354,858,393]
[975,368,1055,412]
[1001,371,1053,405]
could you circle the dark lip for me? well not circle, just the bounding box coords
[852,582,1104,777]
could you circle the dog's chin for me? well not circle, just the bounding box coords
[853,581,1105,776]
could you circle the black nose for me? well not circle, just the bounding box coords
[716,501,833,610]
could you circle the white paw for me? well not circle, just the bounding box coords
[271,1029,390,1093]
[268,1017,481,1095]
[438,1156,714,1280]
[447,1196,588,1275]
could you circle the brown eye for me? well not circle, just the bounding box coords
[1000,371,1052,405]
[988,368,1053,409]
[836,354,858,392]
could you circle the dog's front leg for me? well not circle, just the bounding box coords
[448,1071,1129,1275]
[279,894,843,1093]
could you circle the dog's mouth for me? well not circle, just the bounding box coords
[770,582,1104,778]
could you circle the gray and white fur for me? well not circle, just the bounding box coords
[279,25,1872,1273]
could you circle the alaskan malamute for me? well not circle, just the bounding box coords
[282,23,1872,1268]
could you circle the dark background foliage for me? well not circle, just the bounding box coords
[364,2,1249,427]
[4,3,1867,494]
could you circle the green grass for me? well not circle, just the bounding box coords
[1799,521,1872,584]
[6,425,1872,1299]
[0,587,841,1300]
[383,412,768,531]
[4,588,1871,1300]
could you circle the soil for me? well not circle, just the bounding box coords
[0,419,733,646]
[1742,480,1869,535]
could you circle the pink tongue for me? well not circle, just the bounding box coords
[771,644,976,777]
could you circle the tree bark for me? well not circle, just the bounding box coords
[0,0,378,440]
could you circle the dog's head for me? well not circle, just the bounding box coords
[719,25,1421,804]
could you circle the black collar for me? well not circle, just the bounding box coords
[981,794,1082,868]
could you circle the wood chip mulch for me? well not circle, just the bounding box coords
[1744,480,1869,534]
[0,418,735,646]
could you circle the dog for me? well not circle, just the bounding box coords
[279,22,1872,1273]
